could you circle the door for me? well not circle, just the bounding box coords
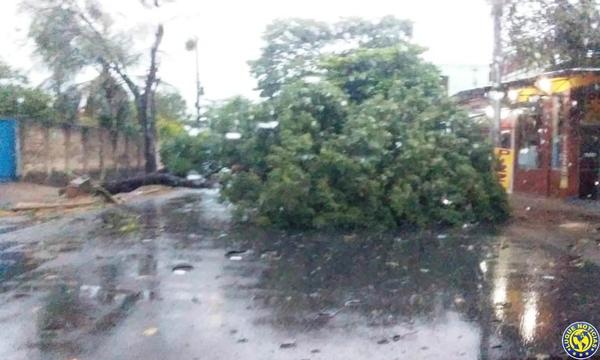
[579,126,600,199]
[0,119,16,181]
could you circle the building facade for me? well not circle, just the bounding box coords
[456,69,600,199]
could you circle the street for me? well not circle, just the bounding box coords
[0,189,599,359]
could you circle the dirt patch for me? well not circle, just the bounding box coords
[0,183,60,209]
[511,193,600,222]
[506,193,600,264]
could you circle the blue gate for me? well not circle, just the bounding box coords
[0,119,16,181]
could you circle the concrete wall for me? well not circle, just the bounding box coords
[18,121,144,185]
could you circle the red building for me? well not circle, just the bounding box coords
[455,69,600,199]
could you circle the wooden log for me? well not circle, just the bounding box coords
[93,184,121,204]
[101,173,209,194]
[12,199,97,211]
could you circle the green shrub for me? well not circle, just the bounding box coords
[0,85,54,122]
[160,131,221,176]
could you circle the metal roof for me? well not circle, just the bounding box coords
[453,68,600,101]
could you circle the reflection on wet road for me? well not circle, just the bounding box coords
[0,189,598,359]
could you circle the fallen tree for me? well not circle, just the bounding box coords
[101,172,209,194]
[218,45,509,229]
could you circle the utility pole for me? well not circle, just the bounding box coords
[185,37,203,125]
[491,0,503,146]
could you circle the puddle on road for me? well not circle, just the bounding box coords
[222,226,600,358]
[225,249,249,261]
[172,263,194,275]
[0,242,38,286]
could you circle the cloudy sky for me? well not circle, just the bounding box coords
[1,0,493,107]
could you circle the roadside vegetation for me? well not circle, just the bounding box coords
[160,17,509,229]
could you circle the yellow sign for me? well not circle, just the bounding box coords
[495,148,514,193]
[514,74,600,103]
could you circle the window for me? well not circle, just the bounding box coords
[517,111,543,170]
[500,130,512,149]
[551,96,565,169]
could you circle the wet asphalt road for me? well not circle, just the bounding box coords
[0,189,599,359]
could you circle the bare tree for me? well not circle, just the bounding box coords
[107,24,164,172]
[23,0,167,173]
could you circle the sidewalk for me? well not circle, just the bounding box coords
[0,182,64,234]
[0,182,61,209]
[507,192,600,265]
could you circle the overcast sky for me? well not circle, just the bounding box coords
[0,0,493,107]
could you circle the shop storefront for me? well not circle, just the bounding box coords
[456,69,600,199]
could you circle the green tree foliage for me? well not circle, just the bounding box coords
[0,60,53,122]
[220,34,508,229]
[0,85,54,123]
[160,96,261,176]
[206,96,256,134]
[0,61,15,81]
[156,91,189,138]
[504,0,600,70]
[54,85,82,124]
[83,69,134,132]
[164,18,508,229]
[249,16,413,98]
[204,97,265,169]
[0,59,26,83]
[22,0,167,172]
[160,131,221,176]
[23,0,136,92]
[156,91,189,123]
[156,91,235,176]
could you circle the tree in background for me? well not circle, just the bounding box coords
[83,69,135,134]
[159,95,257,176]
[0,85,54,123]
[22,0,168,173]
[156,90,189,138]
[0,59,54,122]
[206,96,256,135]
[160,131,221,177]
[54,85,83,125]
[249,16,413,98]
[158,92,226,177]
[503,0,600,70]
[156,91,189,124]
[0,60,27,84]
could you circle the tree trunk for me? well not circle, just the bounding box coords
[107,25,163,174]
[111,130,119,172]
[148,86,159,172]
[102,172,208,194]
[136,93,158,174]
[141,24,164,174]
[143,113,158,173]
